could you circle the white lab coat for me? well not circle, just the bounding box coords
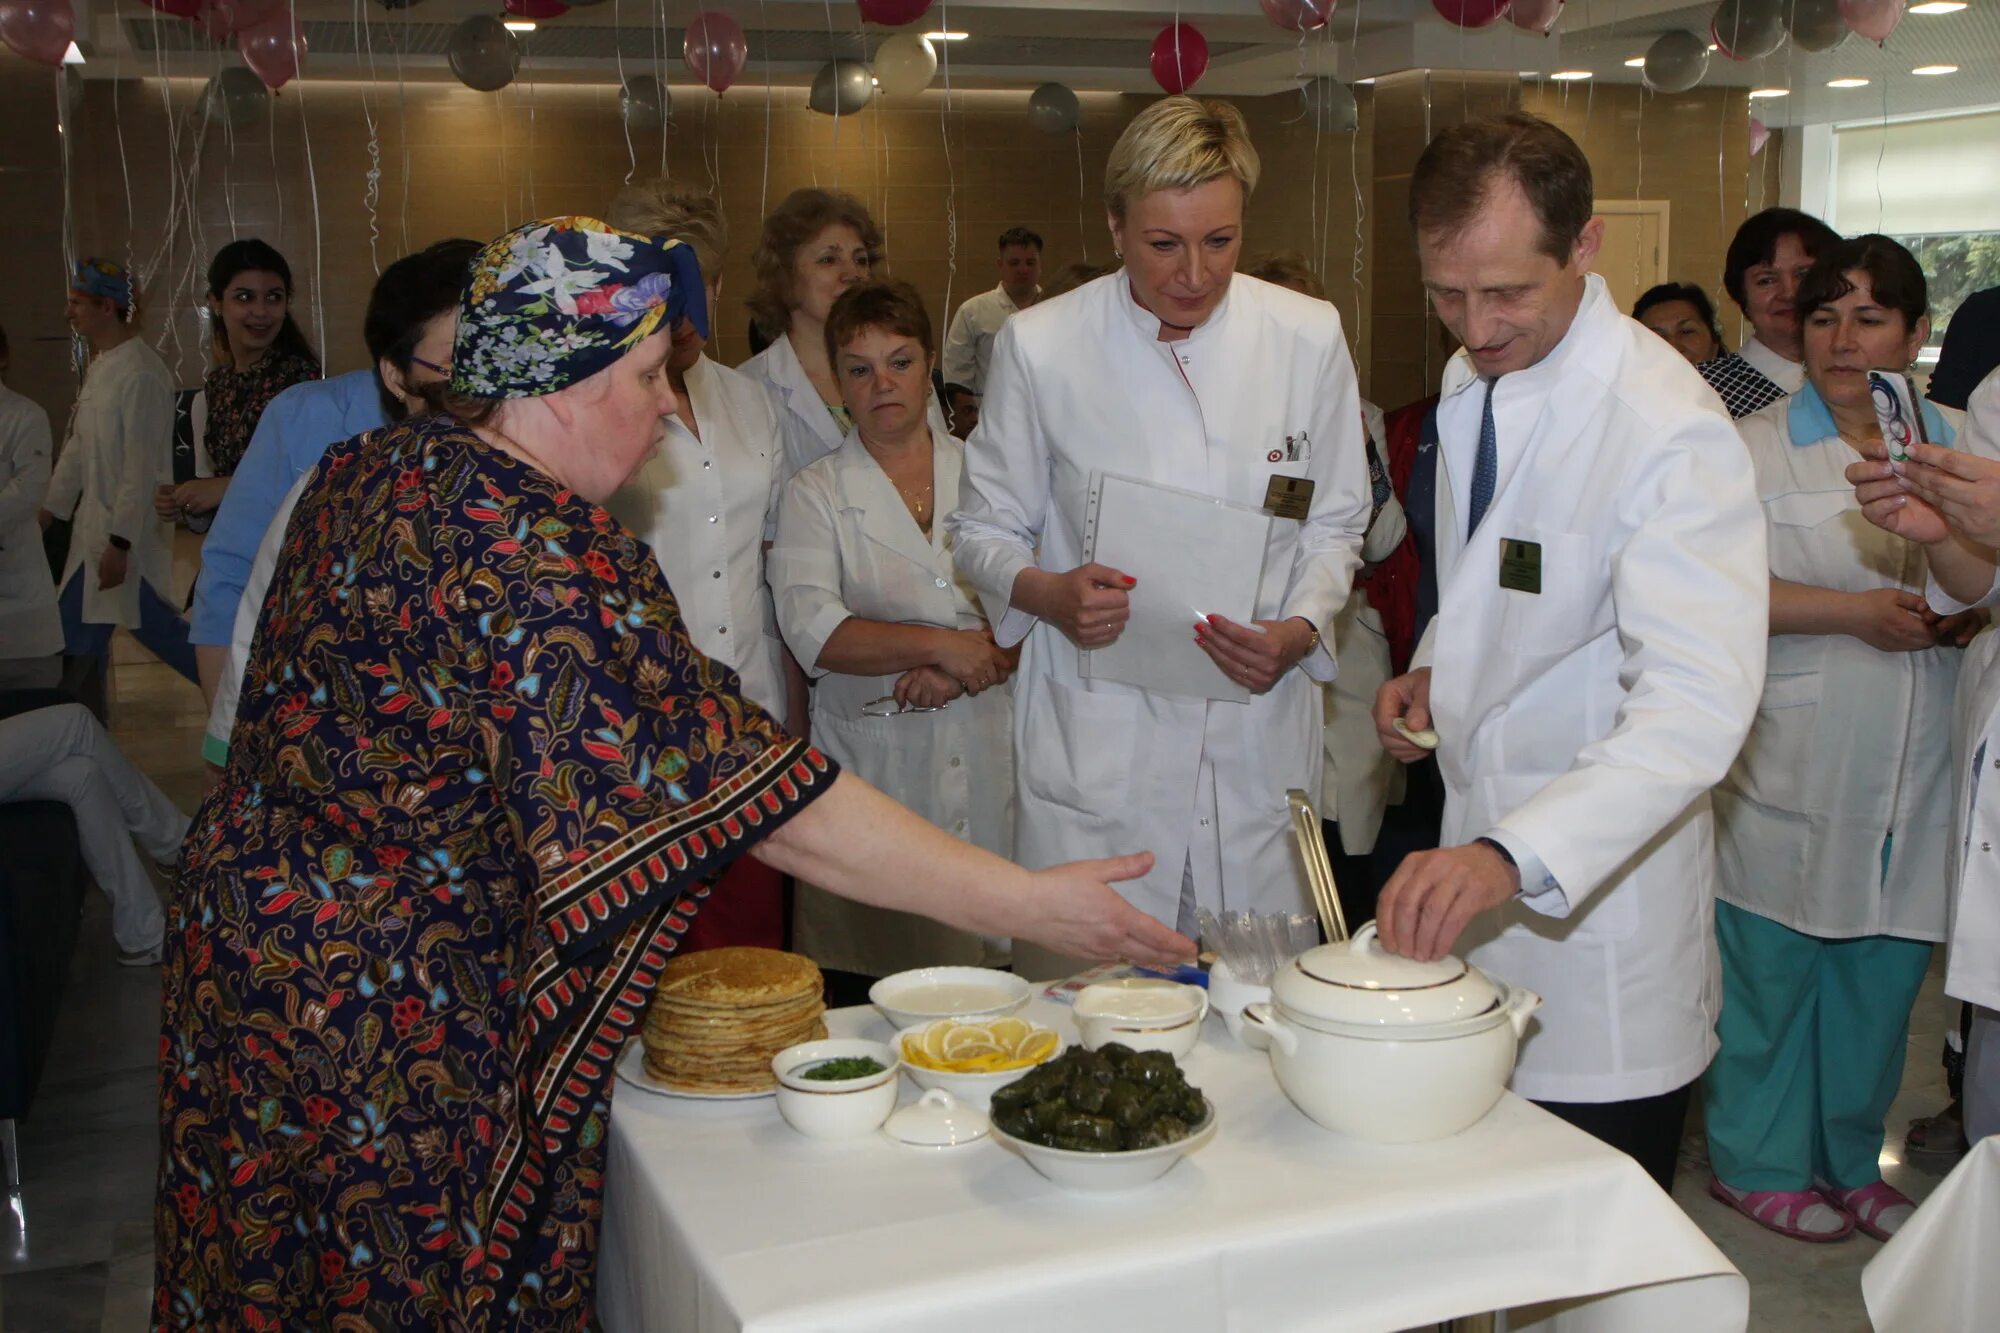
[1321,415,1407,854]
[43,338,177,627]
[606,354,789,719]
[772,430,1010,976]
[0,383,61,659]
[1715,392,1974,943]
[1933,368,2000,1012]
[739,331,954,479]
[1414,275,1768,1104]
[949,272,1371,928]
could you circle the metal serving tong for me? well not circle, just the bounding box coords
[1286,788,1349,945]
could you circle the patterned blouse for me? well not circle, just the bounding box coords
[202,349,320,476]
[1697,350,1789,421]
[154,415,836,1331]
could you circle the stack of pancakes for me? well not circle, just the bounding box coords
[640,947,827,1094]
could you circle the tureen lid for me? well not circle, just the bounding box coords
[1272,923,1503,1030]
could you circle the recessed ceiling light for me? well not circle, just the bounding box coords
[61,40,84,65]
[1912,63,1960,75]
[1551,70,1592,81]
[1748,87,1790,98]
[1826,77,1870,88]
[503,19,536,32]
[1909,2,1967,13]
[1624,56,1647,67]
[921,31,969,41]
[1356,77,1376,85]
[1707,42,1719,51]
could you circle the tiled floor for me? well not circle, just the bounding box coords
[0,594,1963,1330]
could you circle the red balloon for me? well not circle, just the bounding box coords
[0,0,73,66]
[237,9,304,90]
[855,0,934,24]
[1431,0,1513,27]
[194,0,280,40]
[503,0,568,18]
[139,0,203,17]
[1259,0,1335,31]
[1150,23,1209,95]
[683,10,748,95]
[1837,0,1903,42]
[1507,0,1562,34]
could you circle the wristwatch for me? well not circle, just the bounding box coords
[1292,617,1321,661]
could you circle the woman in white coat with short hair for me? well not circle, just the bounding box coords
[773,281,1014,999]
[1708,235,1983,1244]
[948,96,1370,980]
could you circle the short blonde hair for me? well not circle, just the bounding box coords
[607,178,729,283]
[1104,96,1261,222]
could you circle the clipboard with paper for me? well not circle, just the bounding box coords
[1079,470,1274,703]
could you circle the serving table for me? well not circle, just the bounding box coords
[598,1000,1746,1333]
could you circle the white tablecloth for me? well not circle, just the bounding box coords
[598,1002,1746,1333]
[1863,1136,2000,1332]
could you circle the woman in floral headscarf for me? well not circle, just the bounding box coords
[152,217,1190,1332]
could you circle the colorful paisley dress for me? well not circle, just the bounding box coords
[153,415,836,1331]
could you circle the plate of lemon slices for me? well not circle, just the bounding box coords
[897,1017,1064,1108]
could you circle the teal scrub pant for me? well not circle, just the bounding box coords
[1704,900,1932,1191]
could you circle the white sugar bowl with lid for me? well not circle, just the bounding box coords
[1239,922,1540,1143]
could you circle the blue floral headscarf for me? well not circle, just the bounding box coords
[71,257,134,309]
[451,216,707,400]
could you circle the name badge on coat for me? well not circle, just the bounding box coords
[1499,538,1542,594]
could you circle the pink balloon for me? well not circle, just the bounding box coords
[237,9,304,90]
[1507,0,1563,34]
[1432,0,1514,28]
[503,0,568,18]
[855,0,934,23]
[683,10,748,95]
[1150,22,1209,95]
[1837,0,1903,42]
[139,0,203,16]
[194,0,280,39]
[0,0,72,65]
[1259,0,1336,32]
[1749,118,1771,157]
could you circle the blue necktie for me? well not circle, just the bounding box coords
[1468,377,1497,537]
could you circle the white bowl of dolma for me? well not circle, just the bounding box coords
[987,1044,1216,1191]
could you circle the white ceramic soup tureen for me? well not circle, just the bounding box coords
[1240,923,1541,1143]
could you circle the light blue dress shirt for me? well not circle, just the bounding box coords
[190,369,386,645]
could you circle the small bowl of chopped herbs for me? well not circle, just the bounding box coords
[772,1038,902,1141]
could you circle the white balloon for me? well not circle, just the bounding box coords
[1642,29,1710,93]
[873,33,936,97]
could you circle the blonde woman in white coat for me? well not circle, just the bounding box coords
[773,281,1014,997]
[740,189,951,479]
[949,97,1370,982]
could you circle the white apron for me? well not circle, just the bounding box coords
[1716,392,1972,942]
[43,338,177,627]
[771,431,1011,977]
[1416,276,1768,1103]
[949,272,1371,928]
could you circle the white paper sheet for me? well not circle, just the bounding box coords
[1079,470,1273,702]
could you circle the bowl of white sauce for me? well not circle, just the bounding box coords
[869,966,1034,1030]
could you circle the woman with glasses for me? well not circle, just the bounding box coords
[772,281,1015,1002]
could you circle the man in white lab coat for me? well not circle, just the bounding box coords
[1372,113,1768,1189]
[939,227,1043,395]
[38,259,197,684]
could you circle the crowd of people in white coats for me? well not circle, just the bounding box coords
[2,97,1999,1312]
